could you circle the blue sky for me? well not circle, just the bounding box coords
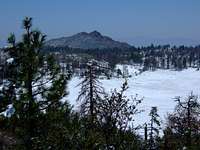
[0,0,200,46]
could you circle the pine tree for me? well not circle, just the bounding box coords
[147,107,161,150]
[77,62,104,124]
[4,17,69,149]
[76,62,105,149]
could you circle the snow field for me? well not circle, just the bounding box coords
[66,67,200,134]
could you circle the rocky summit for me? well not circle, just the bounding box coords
[45,31,131,49]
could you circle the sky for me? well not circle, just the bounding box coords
[0,0,200,47]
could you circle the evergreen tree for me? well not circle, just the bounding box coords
[164,93,200,149]
[147,107,161,150]
[4,17,69,149]
[77,62,104,124]
[76,62,105,149]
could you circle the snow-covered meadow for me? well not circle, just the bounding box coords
[66,67,200,131]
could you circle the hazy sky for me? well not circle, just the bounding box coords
[0,0,200,46]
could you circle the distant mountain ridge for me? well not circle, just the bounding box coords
[45,31,131,49]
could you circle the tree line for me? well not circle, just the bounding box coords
[42,43,200,72]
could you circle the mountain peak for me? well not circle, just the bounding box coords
[89,31,102,37]
[46,31,131,49]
